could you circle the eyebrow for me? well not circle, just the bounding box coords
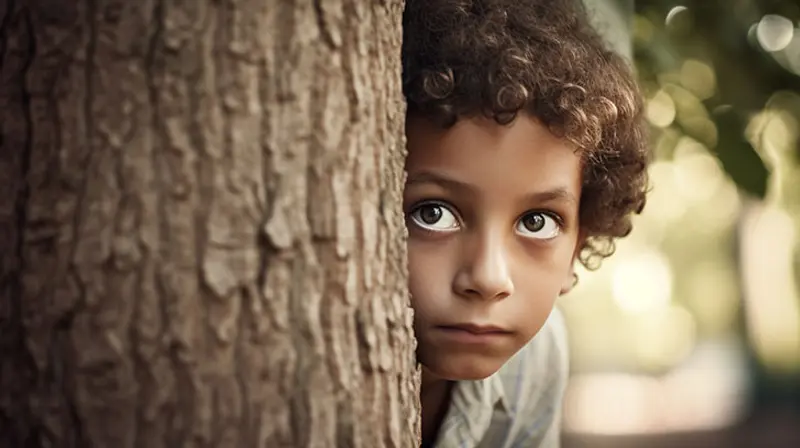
[406,171,578,205]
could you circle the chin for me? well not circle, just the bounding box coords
[423,357,503,381]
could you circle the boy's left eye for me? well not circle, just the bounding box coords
[515,212,561,240]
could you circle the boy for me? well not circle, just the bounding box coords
[401,1,650,447]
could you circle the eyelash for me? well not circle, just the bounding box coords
[521,210,565,228]
[407,200,462,225]
[406,200,565,233]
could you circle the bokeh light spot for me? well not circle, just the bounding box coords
[665,6,688,27]
[756,15,794,52]
[612,250,673,315]
[646,90,677,128]
[680,59,716,100]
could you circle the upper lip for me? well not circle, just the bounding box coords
[439,323,511,334]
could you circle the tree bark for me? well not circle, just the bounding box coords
[0,0,419,447]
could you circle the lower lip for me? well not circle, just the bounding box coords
[436,327,512,344]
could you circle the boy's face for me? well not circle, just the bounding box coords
[405,114,582,380]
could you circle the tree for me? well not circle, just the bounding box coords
[0,1,419,447]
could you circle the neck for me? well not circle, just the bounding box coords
[421,368,444,392]
[420,368,454,446]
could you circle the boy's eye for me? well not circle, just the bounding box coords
[409,203,460,232]
[516,212,561,240]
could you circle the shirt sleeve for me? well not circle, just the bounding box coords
[509,308,570,448]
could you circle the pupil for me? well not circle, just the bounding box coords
[420,206,442,224]
[524,214,544,231]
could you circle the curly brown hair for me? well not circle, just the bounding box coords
[402,0,650,269]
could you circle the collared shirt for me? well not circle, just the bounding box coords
[431,308,570,448]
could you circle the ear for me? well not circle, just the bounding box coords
[559,267,577,296]
[560,232,586,296]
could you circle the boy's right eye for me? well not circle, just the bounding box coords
[408,203,460,232]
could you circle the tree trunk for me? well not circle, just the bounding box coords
[0,0,419,447]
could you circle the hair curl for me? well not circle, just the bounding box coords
[402,0,651,269]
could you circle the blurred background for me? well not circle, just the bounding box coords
[561,0,800,446]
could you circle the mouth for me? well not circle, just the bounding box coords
[436,324,513,347]
[439,323,512,335]
[434,323,513,345]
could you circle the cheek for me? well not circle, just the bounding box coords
[511,243,575,308]
[407,240,453,317]
[521,237,577,279]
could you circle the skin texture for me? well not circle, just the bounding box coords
[404,114,583,442]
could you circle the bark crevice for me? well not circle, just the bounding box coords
[0,1,419,446]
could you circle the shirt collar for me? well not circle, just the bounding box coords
[434,372,510,447]
[487,371,510,413]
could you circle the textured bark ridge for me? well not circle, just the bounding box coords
[0,0,419,446]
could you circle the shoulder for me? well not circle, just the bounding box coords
[497,307,570,417]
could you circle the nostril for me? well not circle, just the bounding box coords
[461,287,511,301]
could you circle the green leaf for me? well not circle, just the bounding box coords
[711,108,770,199]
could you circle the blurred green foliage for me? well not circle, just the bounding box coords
[557,3,799,432]
[634,0,800,198]
[632,0,800,408]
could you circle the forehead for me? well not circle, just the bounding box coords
[405,115,582,194]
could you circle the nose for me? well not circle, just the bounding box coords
[453,231,515,301]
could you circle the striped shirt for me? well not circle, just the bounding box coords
[431,308,569,448]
